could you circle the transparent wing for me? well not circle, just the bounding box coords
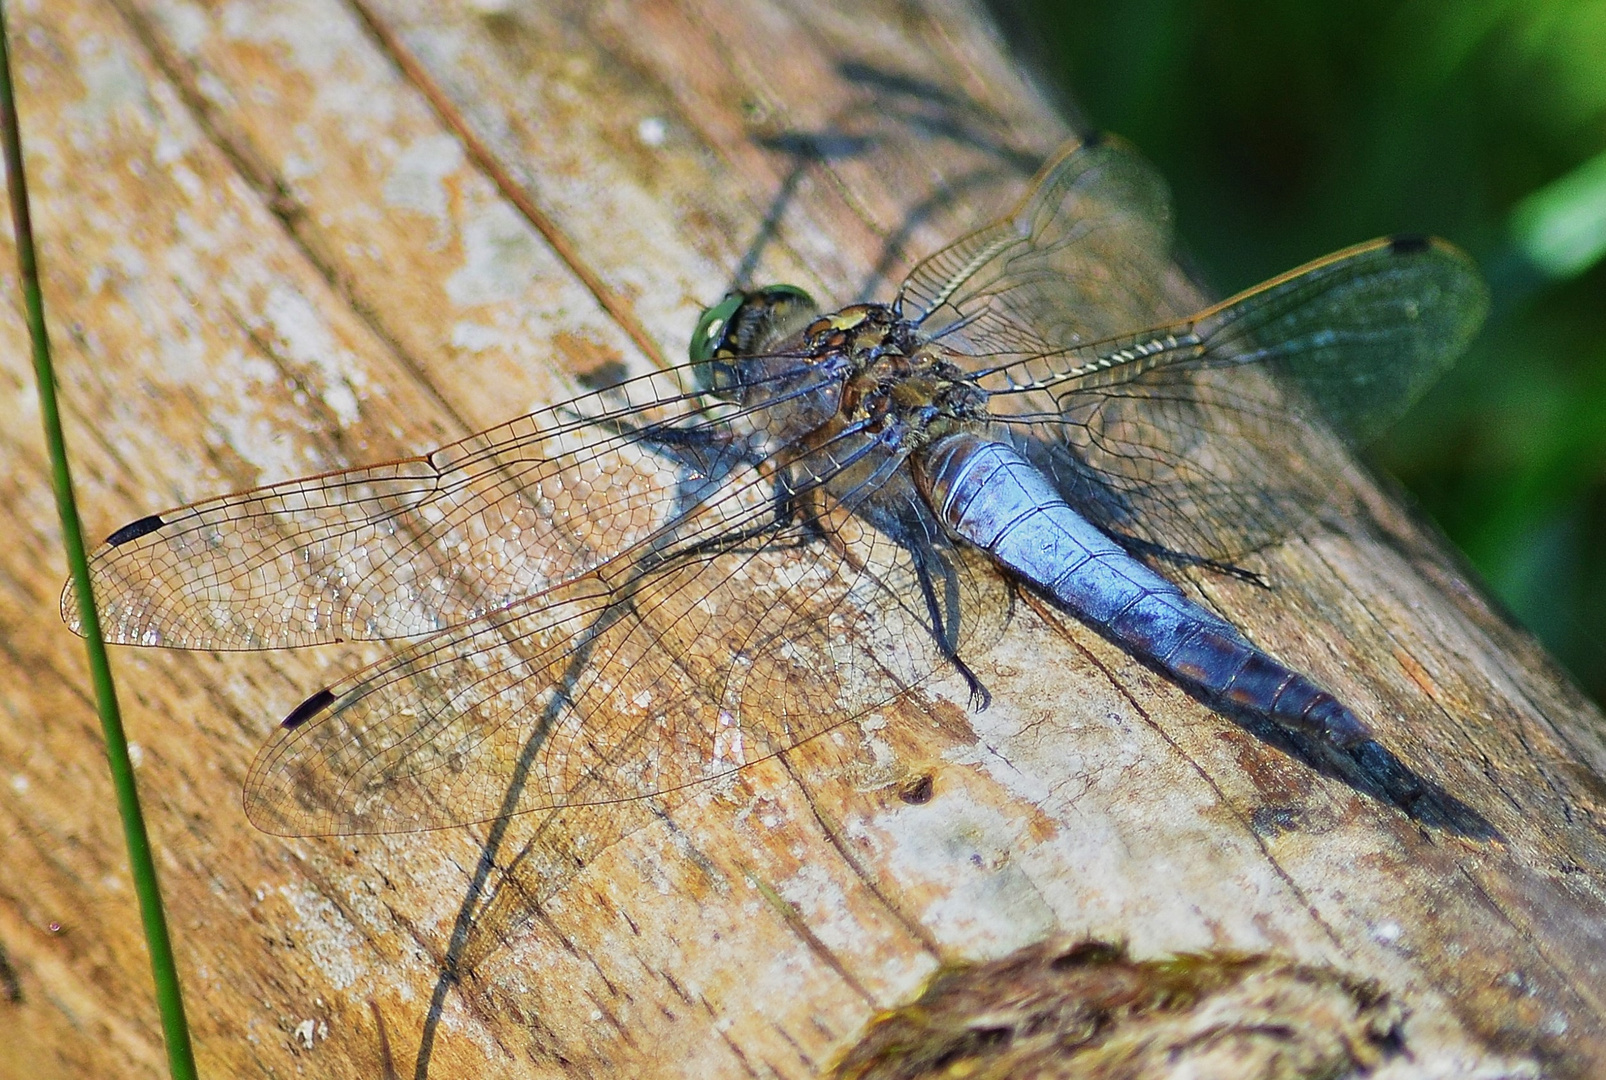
[898,134,1177,352]
[242,436,1009,835]
[976,236,1490,559]
[64,363,823,650]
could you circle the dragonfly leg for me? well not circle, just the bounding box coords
[909,543,991,712]
[1107,531,1268,588]
[657,470,803,566]
[632,415,769,469]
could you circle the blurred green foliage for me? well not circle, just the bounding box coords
[1001,0,1606,707]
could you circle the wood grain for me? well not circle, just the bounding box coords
[2,1,1603,1077]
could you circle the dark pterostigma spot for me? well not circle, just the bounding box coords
[898,774,935,805]
[830,937,1409,1080]
[106,514,165,546]
[1389,234,1431,255]
[282,687,337,730]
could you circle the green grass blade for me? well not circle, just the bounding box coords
[0,6,198,1077]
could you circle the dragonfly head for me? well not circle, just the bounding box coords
[690,284,819,399]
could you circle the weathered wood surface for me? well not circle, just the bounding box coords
[2,1,1605,1077]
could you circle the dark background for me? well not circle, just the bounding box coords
[996,0,1606,708]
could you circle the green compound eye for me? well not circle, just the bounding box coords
[689,285,818,365]
[757,283,814,306]
[689,293,745,365]
[691,285,820,398]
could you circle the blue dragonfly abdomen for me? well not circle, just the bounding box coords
[915,431,1371,749]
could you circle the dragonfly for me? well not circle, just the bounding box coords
[63,135,1488,838]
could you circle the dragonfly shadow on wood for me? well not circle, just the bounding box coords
[1022,557,1501,843]
[1222,700,1499,841]
[832,60,1043,177]
[732,59,1044,301]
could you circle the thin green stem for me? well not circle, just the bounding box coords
[0,6,197,1078]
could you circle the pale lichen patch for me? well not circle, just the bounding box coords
[278,883,368,991]
[446,202,549,307]
[382,134,465,242]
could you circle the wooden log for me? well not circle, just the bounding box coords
[2,1,1603,1077]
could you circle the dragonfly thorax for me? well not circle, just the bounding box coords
[693,289,988,452]
[839,346,989,451]
[797,302,914,359]
[784,304,991,453]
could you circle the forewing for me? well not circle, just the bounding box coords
[979,237,1489,559]
[898,135,1176,353]
[242,443,1009,836]
[64,364,802,650]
